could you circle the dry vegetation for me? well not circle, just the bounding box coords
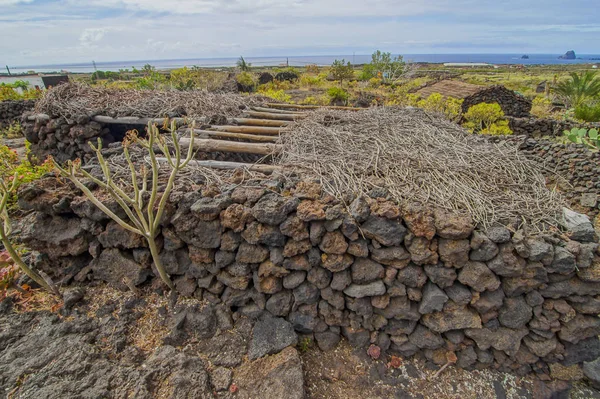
[35,82,266,121]
[278,107,565,228]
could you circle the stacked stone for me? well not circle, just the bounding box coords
[20,113,261,164]
[17,178,600,377]
[0,100,35,129]
[462,85,532,118]
[514,137,600,218]
[507,117,600,138]
[21,113,115,163]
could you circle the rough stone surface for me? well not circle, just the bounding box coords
[249,317,298,360]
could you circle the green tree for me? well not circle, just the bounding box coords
[330,59,354,86]
[237,56,251,72]
[554,71,600,108]
[366,50,407,84]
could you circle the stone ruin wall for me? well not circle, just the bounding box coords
[462,85,532,118]
[17,176,600,376]
[0,100,35,129]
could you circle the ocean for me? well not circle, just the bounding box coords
[6,54,600,74]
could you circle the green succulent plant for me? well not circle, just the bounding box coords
[564,127,600,149]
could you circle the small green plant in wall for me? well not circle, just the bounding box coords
[564,127,600,150]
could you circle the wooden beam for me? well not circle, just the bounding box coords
[250,106,304,115]
[266,103,363,111]
[156,157,281,174]
[267,103,319,110]
[180,138,282,155]
[209,125,282,135]
[232,118,290,127]
[91,115,207,126]
[26,114,50,122]
[243,111,305,121]
[181,128,279,143]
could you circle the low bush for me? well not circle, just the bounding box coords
[236,72,257,92]
[530,96,554,118]
[1,122,23,139]
[462,102,512,135]
[0,143,54,206]
[299,74,324,88]
[301,95,330,106]
[327,87,349,104]
[415,93,464,121]
[368,77,382,88]
[574,103,600,122]
[257,87,292,103]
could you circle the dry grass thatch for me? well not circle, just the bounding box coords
[276,107,564,229]
[35,82,265,121]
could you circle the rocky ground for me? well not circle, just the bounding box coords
[1,284,599,399]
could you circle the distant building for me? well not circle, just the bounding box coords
[0,74,68,92]
[443,63,495,68]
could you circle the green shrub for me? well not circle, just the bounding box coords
[0,143,54,208]
[257,87,291,102]
[1,122,23,139]
[574,103,600,122]
[462,102,512,135]
[531,96,554,118]
[300,95,329,106]
[368,77,382,88]
[236,72,257,92]
[444,97,464,121]
[417,93,445,113]
[564,127,600,149]
[299,74,324,88]
[330,59,354,86]
[327,87,349,104]
[415,93,464,121]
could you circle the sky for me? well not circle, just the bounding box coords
[1,0,599,66]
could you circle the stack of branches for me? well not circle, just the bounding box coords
[276,107,564,229]
[35,82,266,122]
[83,140,272,191]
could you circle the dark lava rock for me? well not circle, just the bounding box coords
[251,193,299,225]
[360,215,407,246]
[249,317,298,360]
[63,287,86,309]
[315,330,341,351]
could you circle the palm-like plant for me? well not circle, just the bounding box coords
[554,71,600,108]
[237,56,251,72]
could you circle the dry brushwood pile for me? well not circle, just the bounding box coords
[35,82,267,121]
[277,107,564,230]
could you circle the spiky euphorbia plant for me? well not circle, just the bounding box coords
[54,120,195,290]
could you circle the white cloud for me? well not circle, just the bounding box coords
[0,0,598,66]
[79,28,107,47]
[0,0,33,5]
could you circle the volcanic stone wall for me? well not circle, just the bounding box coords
[516,137,600,218]
[508,117,600,138]
[17,176,600,375]
[0,100,35,129]
[462,85,532,118]
[21,113,116,163]
[20,113,261,164]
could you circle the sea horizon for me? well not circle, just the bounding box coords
[5,53,600,74]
